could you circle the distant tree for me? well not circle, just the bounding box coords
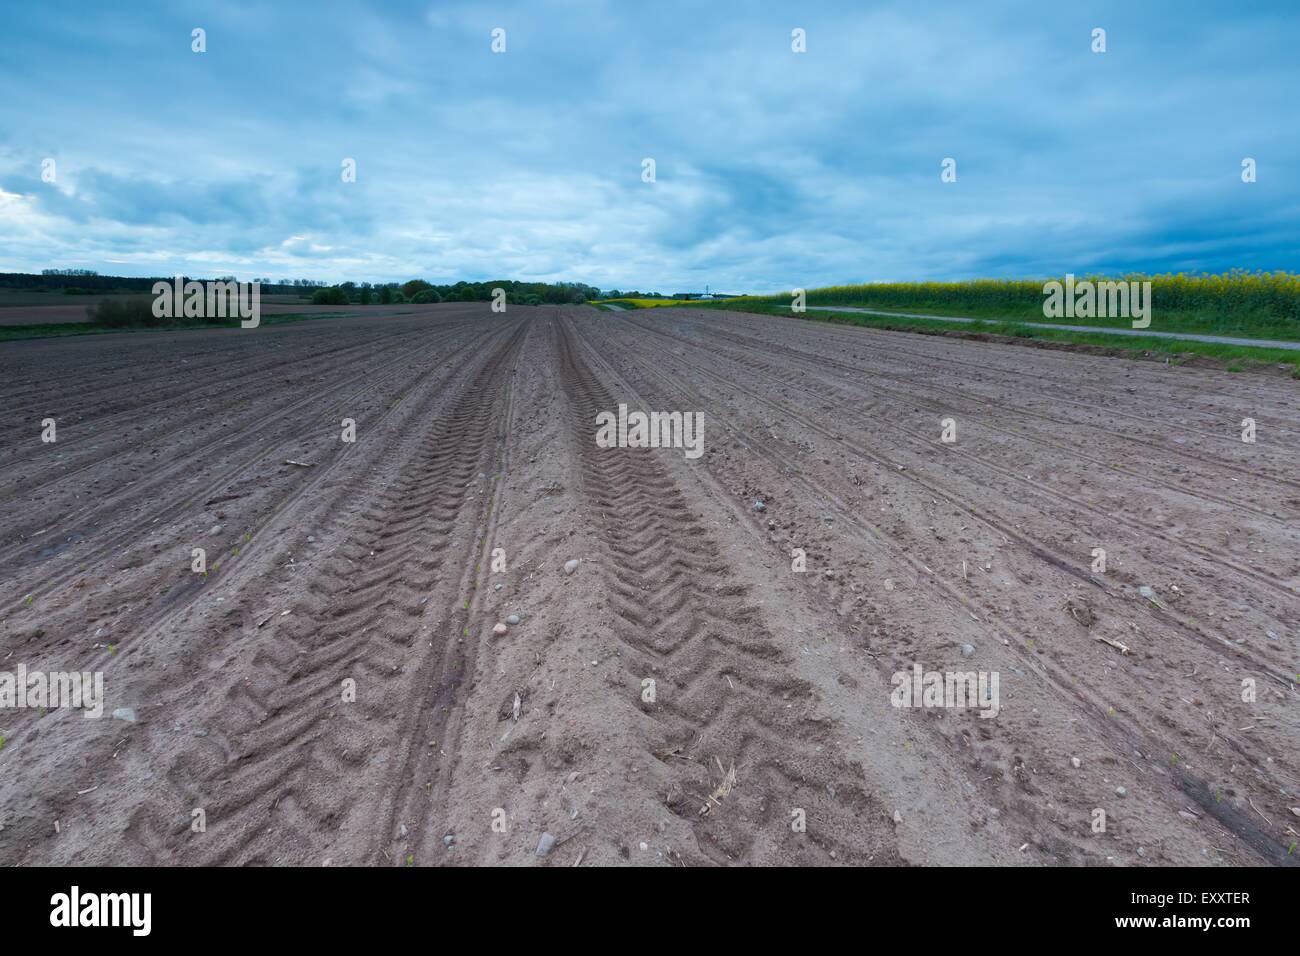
[311,286,350,305]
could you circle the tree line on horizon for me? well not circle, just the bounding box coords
[308,279,601,307]
[1,272,603,305]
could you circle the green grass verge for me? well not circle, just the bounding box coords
[712,298,1300,342]
[716,273,1300,341]
[712,291,1300,343]
[688,301,1300,376]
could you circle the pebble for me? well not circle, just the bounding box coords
[563,559,580,575]
[506,614,521,626]
[535,832,556,857]
[1115,786,1128,798]
[892,810,903,825]
[494,583,502,591]
[1138,586,1156,600]
[960,643,975,658]
[1266,630,1278,641]
[1070,757,1082,769]
[492,622,508,636]
[208,525,222,535]
[112,708,137,723]
[307,535,315,543]
[752,501,766,512]
[443,835,455,847]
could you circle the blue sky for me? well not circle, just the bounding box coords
[1,0,1296,293]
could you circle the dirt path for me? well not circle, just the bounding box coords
[1,303,1295,866]
[798,305,1300,351]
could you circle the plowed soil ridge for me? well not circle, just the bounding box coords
[1,303,1294,868]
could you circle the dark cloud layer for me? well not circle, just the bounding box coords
[1,0,1296,290]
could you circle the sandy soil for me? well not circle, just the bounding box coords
[0,303,1296,867]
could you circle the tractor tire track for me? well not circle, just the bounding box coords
[552,316,899,865]
[120,320,527,865]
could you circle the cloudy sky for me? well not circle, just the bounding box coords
[1,0,1296,293]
